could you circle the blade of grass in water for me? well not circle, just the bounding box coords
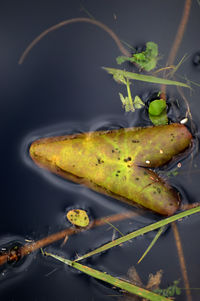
[137,226,166,264]
[45,252,171,301]
[103,67,190,88]
[75,206,200,262]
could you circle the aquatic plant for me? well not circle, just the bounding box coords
[29,123,192,215]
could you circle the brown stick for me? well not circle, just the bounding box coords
[167,0,192,67]
[161,0,192,97]
[172,222,192,301]
[0,210,138,266]
[18,17,130,65]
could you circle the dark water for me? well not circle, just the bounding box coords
[1,0,200,300]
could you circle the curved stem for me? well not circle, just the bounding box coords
[18,17,130,64]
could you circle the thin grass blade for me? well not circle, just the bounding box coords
[137,226,166,264]
[75,206,200,262]
[45,252,171,301]
[103,67,190,88]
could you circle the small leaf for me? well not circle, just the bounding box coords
[149,109,168,126]
[119,93,126,105]
[146,42,158,57]
[116,56,129,65]
[113,72,126,84]
[119,93,135,112]
[66,209,89,227]
[148,99,168,126]
[175,286,181,295]
[148,99,166,116]
[141,57,157,72]
[133,95,145,109]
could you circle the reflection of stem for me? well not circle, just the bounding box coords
[172,222,192,301]
[167,0,191,67]
[161,0,192,97]
[0,211,138,267]
[18,17,130,65]
[126,78,134,111]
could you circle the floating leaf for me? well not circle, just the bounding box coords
[30,124,192,216]
[149,109,168,126]
[148,99,168,126]
[66,209,89,227]
[148,99,166,116]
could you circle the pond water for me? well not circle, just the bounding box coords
[0,0,200,300]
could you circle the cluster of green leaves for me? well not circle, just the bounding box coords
[148,99,168,126]
[104,67,189,114]
[116,42,158,71]
[154,280,181,298]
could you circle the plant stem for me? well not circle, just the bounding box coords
[126,78,134,111]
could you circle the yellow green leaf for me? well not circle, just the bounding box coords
[66,209,89,227]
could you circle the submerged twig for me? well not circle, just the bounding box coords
[167,0,192,67]
[161,0,192,97]
[0,211,138,266]
[172,223,192,301]
[18,17,130,64]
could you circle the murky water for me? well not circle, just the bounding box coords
[1,0,200,300]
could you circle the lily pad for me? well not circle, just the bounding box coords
[148,99,167,116]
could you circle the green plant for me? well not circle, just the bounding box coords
[117,42,159,71]
[148,99,168,126]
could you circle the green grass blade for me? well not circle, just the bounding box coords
[105,220,124,237]
[137,226,165,264]
[75,206,200,262]
[103,67,190,88]
[45,252,171,301]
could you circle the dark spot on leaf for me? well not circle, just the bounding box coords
[132,140,140,143]
[124,157,131,162]
[135,177,139,181]
[157,188,161,194]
